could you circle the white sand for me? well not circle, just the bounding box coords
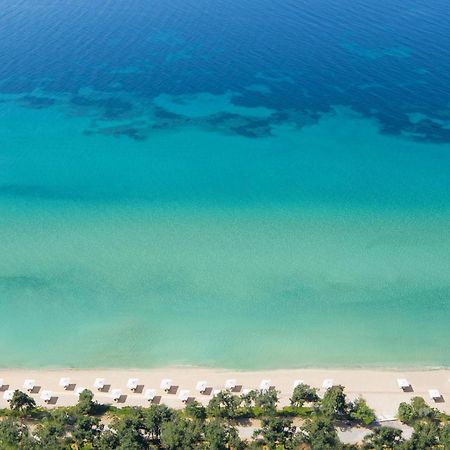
[1,367,449,418]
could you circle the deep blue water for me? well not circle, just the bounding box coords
[1,0,450,143]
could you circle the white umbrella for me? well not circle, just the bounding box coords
[0,379,4,388]
[2,390,13,401]
[40,390,52,403]
[195,381,208,394]
[397,378,410,390]
[178,389,190,403]
[160,378,173,392]
[111,389,122,402]
[292,379,304,389]
[225,379,236,390]
[429,389,441,401]
[23,379,35,392]
[59,377,71,390]
[322,379,333,389]
[144,389,156,401]
[94,378,105,390]
[127,378,139,391]
[259,379,271,391]
[76,387,87,396]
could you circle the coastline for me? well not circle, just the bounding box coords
[2,367,449,417]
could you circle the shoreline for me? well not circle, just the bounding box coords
[2,367,449,417]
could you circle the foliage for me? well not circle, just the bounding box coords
[349,397,376,425]
[290,383,319,407]
[207,391,242,419]
[253,417,298,450]
[298,416,341,449]
[76,388,96,415]
[362,426,404,449]
[185,400,207,421]
[160,417,203,449]
[398,396,437,425]
[320,385,348,419]
[9,390,36,413]
[0,383,448,449]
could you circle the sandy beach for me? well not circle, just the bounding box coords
[1,367,449,418]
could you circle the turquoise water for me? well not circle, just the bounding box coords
[0,0,450,368]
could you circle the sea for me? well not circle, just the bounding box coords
[0,0,449,369]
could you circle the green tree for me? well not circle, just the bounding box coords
[298,417,340,449]
[76,388,96,415]
[0,418,24,448]
[290,383,319,407]
[254,417,297,450]
[9,390,36,413]
[397,397,437,425]
[143,404,175,441]
[320,385,348,419]
[72,414,102,447]
[349,397,376,425]
[160,417,202,450]
[362,426,403,449]
[254,389,279,416]
[185,400,207,421]
[403,422,440,450]
[109,411,147,449]
[207,391,242,419]
[204,419,243,450]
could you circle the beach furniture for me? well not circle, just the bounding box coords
[0,379,4,389]
[127,378,139,391]
[144,389,157,401]
[23,379,35,392]
[397,378,410,391]
[212,389,221,396]
[160,378,173,392]
[242,388,251,395]
[322,379,333,389]
[40,390,52,403]
[259,379,271,391]
[2,390,13,402]
[195,380,208,394]
[111,389,122,402]
[178,389,190,403]
[94,378,106,391]
[429,389,442,401]
[225,379,237,390]
[76,387,87,396]
[59,377,71,390]
[293,379,304,389]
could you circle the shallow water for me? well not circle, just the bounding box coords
[0,0,449,368]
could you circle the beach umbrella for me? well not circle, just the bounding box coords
[2,390,13,401]
[292,379,304,389]
[94,378,106,391]
[178,389,190,403]
[76,387,87,396]
[160,378,173,392]
[144,388,157,401]
[322,379,333,390]
[259,379,271,391]
[397,378,410,391]
[195,380,208,394]
[429,389,442,401]
[225,379,236,390]
[40,390,52,403]
[59,377,71,390]
[23,379,35,392]
[111,389,122,402]
[127,378,139,391]
[0,379,4,389]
